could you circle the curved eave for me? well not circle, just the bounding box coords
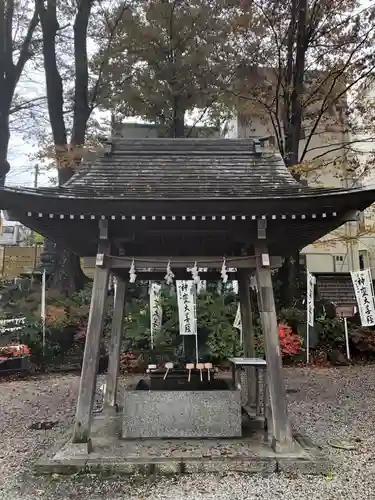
[1,185,375,216]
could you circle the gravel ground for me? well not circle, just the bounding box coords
[1,366,375,499]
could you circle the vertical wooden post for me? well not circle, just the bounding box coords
[105,276,126,409]
[238,271,256,406]
[255,238,293,451]
[72,221,110,445]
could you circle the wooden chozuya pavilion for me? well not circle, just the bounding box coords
[1,137,375,454]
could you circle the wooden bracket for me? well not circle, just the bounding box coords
[99,218,108,240]
[341,210,360,222]
[96,238,110,268]
[257,219,267,240]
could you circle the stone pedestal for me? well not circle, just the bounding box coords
[122,386,242,438]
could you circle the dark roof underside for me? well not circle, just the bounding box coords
[1,138,375,257]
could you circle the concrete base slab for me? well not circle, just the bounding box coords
[35,414,330,476]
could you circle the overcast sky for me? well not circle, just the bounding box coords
[7,0,374,189]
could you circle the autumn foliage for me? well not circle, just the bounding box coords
[278,323,302,356]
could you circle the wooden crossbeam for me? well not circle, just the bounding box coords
[104,255,282,270]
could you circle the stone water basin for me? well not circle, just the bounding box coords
[122,376,242,438]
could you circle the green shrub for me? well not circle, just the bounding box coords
[18,319,77,368]
[121,286,241,362]
[314,316,345,350]
[279,307,305,332]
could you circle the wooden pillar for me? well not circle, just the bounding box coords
[72,222,110,445]
[255,238,293,451]
[104,276,126,409]
[238,270,256,406]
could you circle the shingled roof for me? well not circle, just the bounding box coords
[61,138,308,199]
[2,137,375,214]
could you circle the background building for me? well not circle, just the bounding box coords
[224,105,374,276]
[0,216,32,247]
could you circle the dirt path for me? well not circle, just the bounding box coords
[0,367,375,499]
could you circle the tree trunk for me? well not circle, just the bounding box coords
[37,0,93,294]
[0,0,11,186]
[170,95,186,137]
[71,0,92,148]
[50,248,88,296]
[0,2,38,185]
[36,0,68,176]
[284,0,307,170]
[0,108,11,187]
[279,0,308,307]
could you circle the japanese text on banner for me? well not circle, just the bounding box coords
[150,283,162,336]
[176,280,197,335]
[351,269,375,327]
[307,271,315,327]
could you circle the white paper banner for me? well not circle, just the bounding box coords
[233,304,241,330]
[0,317,25,326]
[197,280,207,294]
[150,283,162,347]
[351,269,375,326]
[233,303,242,345]
[177,280,197,335]
[307,271,315,327]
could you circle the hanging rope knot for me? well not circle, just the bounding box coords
[191,261,200,285]
[221,257,228,283]
[129,259,137,283]
[165,260,175,285]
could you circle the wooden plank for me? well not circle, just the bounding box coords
[99,218,108,240]
[72,242,110,445]
[108,255,283,269]
[255,241,293,452]
[105,277,126,408]
[113,271,240,281]
[238,271,256,406]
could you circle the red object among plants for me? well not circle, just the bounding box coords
[0,344,31,359]
[278,323,302,356]
[120,353,142,373]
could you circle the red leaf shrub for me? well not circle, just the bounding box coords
[0,344,31,358]
[46,305,67,326]
[254,324,303,357]
[278,323,302,356]
[120,352,142,373]
[349,326,375,354]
